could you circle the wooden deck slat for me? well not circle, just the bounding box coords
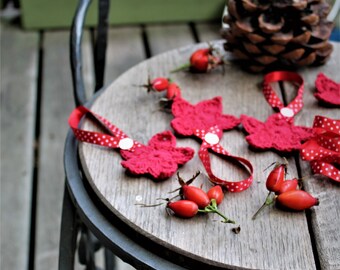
[0,23,39,270]
[195,22,223,42]
[34,30,94,270]
[295,45,340,270]
[146,24,195,56]
[104,26,145,85]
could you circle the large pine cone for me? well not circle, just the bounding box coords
[221,0,334,72]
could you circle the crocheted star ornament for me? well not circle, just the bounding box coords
[120,131,194,180]
[241,114,315,152]
[170,96,240,137]
[314,73,340,106]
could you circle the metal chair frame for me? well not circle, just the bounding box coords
[59,0,187,269]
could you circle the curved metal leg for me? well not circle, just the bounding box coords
[59,184,79,270]
[60,184,116,270]
[104,248,116,270]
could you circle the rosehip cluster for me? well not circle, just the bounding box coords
[167,172,235,224]
[142,77,181,100]
[252,160,319,220]
[171,47,224,73]
[141,77,182,112]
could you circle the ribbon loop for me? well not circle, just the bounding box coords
[263,71,304,119]
[194,126,253,192]
[69,106,137,151]
[198,144,253,192]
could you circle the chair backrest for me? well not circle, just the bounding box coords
[70,0,110,106]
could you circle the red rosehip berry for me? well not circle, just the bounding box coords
[190,48,210,72]
[166,82,181,99]
[275,178,299,195]
[207,185,224,205]
[266,163,286,192]
[167,200,198,218]
[171,47,223,73]
[276,190,319,211]
[182,185,210,209]
[151,77,169,92]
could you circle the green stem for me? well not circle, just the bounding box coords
[252,192,275,220]
[198,199,236,224]
[170,62,191,73]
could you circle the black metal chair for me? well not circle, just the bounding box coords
[59,0,186,269]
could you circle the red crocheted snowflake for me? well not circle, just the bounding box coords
[171,96,240,137]
[314,73,340,106]
[120,131,194,180]
[241,114,314,152]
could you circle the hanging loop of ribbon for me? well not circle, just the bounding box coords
[69,106,140,151]
[193,125,254,192]
[301,116,340,182]
[263,71,304,119]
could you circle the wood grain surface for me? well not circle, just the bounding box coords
[78,42,340,269]
[0,23,39,270]
[297,49,340,270]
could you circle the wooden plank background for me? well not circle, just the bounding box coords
[1,13,339,270]
[1,23,39,270]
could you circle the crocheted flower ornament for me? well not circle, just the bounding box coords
[170,96,240,137]
[120,131,194,180]
[241,114,314,152]
[314,73,340,106]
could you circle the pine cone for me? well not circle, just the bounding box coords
[221,0,334,72]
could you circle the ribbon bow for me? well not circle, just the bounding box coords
[301,116,340,182]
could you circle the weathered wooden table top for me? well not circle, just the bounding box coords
[80,42,339,269]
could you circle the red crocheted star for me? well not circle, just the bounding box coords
[120,131,194,180]
[171,96,240,137]
[241,114,314,152]
[314,73,340,106]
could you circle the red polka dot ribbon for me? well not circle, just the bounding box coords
[301,116,340,182]
[194,126,253,192]
[69,106,140,150]
[263,71,304,120]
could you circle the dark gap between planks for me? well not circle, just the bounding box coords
[28,30,44,270]
[188,22,200,43]
[141,24,151,59]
